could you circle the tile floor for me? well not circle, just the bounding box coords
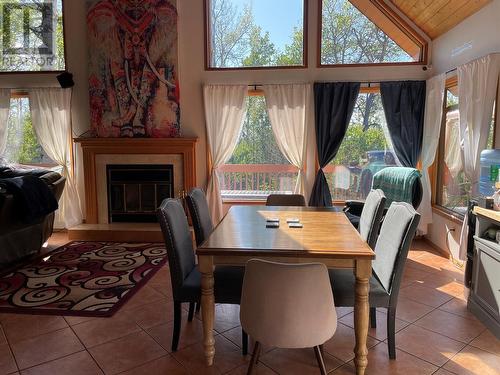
[0,233,499,375]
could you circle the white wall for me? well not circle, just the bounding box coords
[0,0,428,220]
[426,0,500,254]
[431,0,500,74]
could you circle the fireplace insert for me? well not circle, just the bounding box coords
[107,164,173,223]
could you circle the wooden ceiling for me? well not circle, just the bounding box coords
[388,0,492,39]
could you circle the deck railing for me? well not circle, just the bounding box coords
[218,164,298,196]
[218,163,365,201]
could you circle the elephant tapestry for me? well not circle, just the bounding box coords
[87,0,180,137]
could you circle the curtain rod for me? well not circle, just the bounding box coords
[446,67,457,74]
[248,82,384,89]
[0,86,62,90]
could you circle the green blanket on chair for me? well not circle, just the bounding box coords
[372,167,421,208]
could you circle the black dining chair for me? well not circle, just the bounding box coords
[185,187,214,247]
[266,194,306,207]
[329,202,420,359]
[157,198,248,353]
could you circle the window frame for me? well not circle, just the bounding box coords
[0,0,67,75]
[432,76,497,220]
[4,91,58,168]
[203,0,309,71]
[208,89,300,203]
[317,0,428,68]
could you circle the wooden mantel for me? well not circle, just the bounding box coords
[74,137,197,224]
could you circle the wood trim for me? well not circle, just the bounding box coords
[317,0,428,68]
[445,75,458,88]
[432,205,464,225]
[74,137,198,224]
[203,0,308,70]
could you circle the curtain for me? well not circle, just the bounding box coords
[418,74,446,234]
[444,110,463,179]
[309,82,360,207]
[263,84,311,195]
[204,85,247,224]
[458,54,500,260]
[29,88,82,229]
[0,89,11,161]
[380,81,426,167]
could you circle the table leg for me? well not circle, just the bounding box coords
[199,255,215,366]
[354,259,371,375]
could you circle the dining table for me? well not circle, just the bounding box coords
[196,205,375,375]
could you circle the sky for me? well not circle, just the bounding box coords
[230,0,304,50]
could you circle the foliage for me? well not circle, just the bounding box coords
[5,98,47,164]
[229,96,288,165]
[210,0,254,67]
[242,26,277,67]
[334,123,387,166]
[320,0,411,64]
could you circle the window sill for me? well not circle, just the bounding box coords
[432,205,464,225]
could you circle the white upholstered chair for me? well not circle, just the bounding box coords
[240,259,337,375]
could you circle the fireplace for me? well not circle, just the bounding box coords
[74,137,197,225]
[107,164,173,223]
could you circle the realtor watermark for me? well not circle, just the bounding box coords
[1,1,56,68]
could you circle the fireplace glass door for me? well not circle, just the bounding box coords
[107,164,174,222]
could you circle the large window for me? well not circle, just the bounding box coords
[2,96,54,165]
[205,0,306,69]
[436,85,495,216]
[324,92,395,201]
[0,0,65,72]
[219,95,297,200]
[319,0,425,66]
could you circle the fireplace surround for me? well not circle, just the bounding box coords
[74,137,197,224]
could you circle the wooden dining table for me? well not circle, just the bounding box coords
[196,205,375,375]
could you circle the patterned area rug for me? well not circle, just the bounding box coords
[0,242,168,317]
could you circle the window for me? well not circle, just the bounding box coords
[0,0,65,72]
[324,91,396,201]
[219,95,297,200]
[435,85,496,216]
[3,96,54,165]
[205,0,306,69]
[319,0,426,66]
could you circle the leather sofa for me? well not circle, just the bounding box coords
[0,166,65,267]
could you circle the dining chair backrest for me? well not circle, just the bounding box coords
[240,259,337,349]
[157,198,196,299]
[372,202,420,294]
[359,189,386,249]
[266,194,306,207]
[185,188,214,246]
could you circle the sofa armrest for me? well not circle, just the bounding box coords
[0,192,16,231]
[343,200,365,217]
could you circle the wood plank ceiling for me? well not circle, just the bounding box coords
[388,0,492,39]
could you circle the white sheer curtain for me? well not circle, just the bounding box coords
[0,89,11,161]
[29,88,83,229]
[418,73,446,234]
[204,85,247,224]
[263,84,310,195]
[458,53,500,260]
